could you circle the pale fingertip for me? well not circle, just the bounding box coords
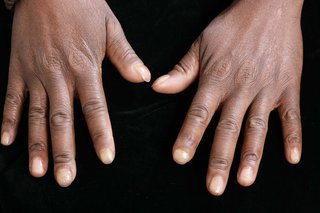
[238,166,254,187]
[99,148,115,164]
[290,147,301,164]
[1,132,11,146]
[152,74,170,89]
[56,168,73,187]
[208,176,225,196]
[134,64,151,82]
[173,149,190,165]
[31,157,45,178]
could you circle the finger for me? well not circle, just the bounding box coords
[278,86,302,164]
[152,41,200,94]
[207,96,250,196]
[76,73,115,165]
[47,78,76,187]
[1,70,26,146]
[237,96,271,187]
[105,17,151,83]
[172,86,221,165]
[28,86,49,178]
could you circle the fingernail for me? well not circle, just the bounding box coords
[134,64,151,82]
[290,147,300,164]
[99,148,115,164]
[209,176,224,196]
[1,132,10,146]
[31,157,44,177]
[153,74,170,87]
[173,149,190,165]
[239,166,254,186]
[56,168,73,187]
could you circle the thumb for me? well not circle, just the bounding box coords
[106,18,151,83]
[152,41,199,94]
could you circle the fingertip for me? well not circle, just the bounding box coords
[133,64,151,83]
[152,74,185,94]
[237,166,255,187]
[1,131,11,146]
[288,147,301,164]
[55,168,74,187]
[98,148,115,164]
[208,176,225,196]
[30,157,46,178]
[173,148,191,165]
[152,74,170,91]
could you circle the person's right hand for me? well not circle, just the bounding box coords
[1,0,151,187]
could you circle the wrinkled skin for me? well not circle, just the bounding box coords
[153,0,304,196]
[1,0,151,187]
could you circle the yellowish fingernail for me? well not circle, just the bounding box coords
[239,166,254,186]
[209,176,224,196]
[173,149,190,165]
[99,148,115,164]
[1,132,10,146]
[134,64,151,82]
[56,169,72,187]
[31,157,44,177]
[153,74,170,87]
[290,147,300,164]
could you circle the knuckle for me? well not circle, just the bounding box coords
[40,55,63,72]
[29,105,47,121]
[216,118,239,133]
[50,110,72,128]
[247,116,267,132]
[92,128,108,143]
[6,91,24,107]
[242,151,259,163]
[29,141,47,152]
[235,60,257,87]
[2,117,17,127]
[285,133,300,145]
[82,100,105,121]
[282,108,300,122]
[187,105,210,125]
[53,153,73,164]
[209,156,229,171]
[203,60,232,83]
[178,133,196,148]
[68,49,94,72]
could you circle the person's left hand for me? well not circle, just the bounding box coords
[152,0,304,196]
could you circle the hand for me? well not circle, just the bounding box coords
[152,0,303,196]
[1,0,151,187]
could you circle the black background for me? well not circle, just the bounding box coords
[0,0,320,212]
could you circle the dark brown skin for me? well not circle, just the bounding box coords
[153,0,304,196]
[0,0,151,187]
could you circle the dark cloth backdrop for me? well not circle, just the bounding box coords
[0,0,320,212]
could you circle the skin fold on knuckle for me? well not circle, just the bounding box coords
[216,118,239,135]
[29,141,47,153]
[285,133,300,145]
[91,128,110,144]
[235,60,258,88]
[201,58,232,85]
[50,110,72,128]
[186,104,210,127]
[82,100,106,122]
[246,116,267,133]
[29,105,47,122]
[209,155,230,171]
[241,150,259,164]
[281,108,300,123]
[53,153,73,165]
